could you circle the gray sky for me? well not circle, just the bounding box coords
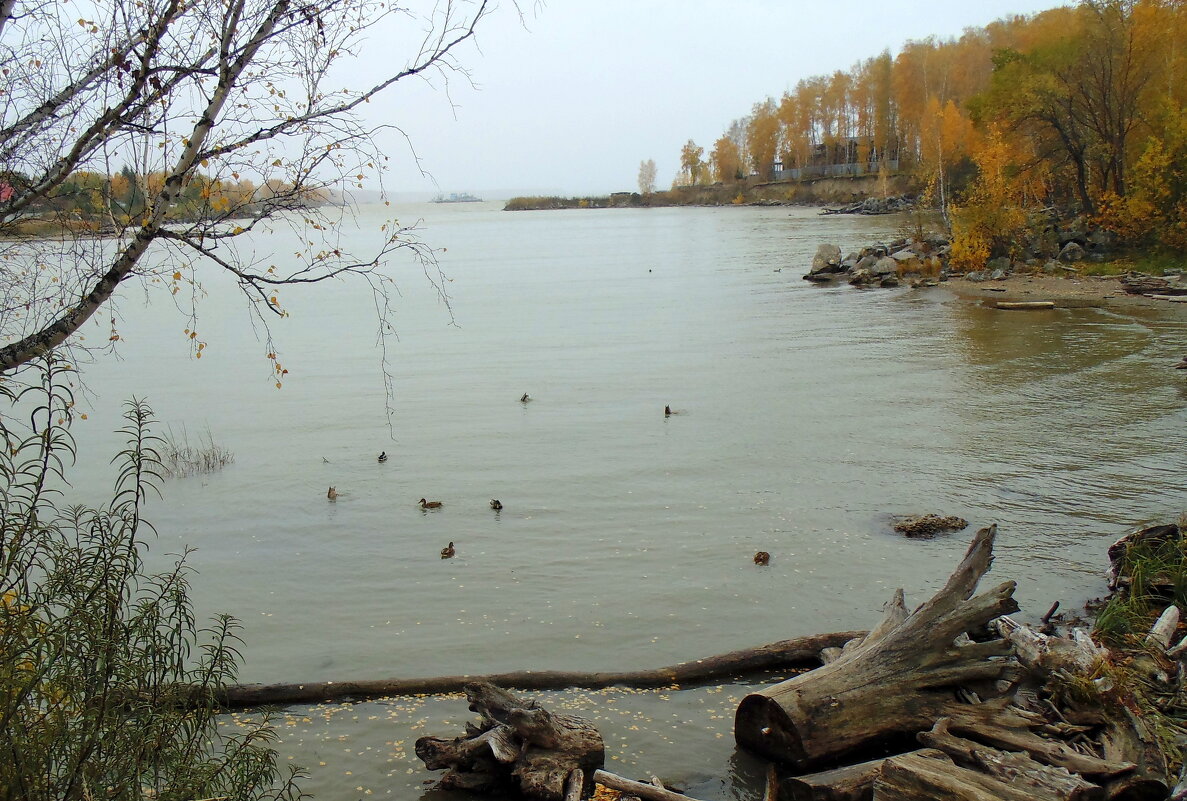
[367,1,1072,198]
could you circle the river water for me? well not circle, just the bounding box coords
[64,202,1187,799]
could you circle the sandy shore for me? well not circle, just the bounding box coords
[942,272,1187,315]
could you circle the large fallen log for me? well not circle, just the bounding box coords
[735,525,1021,770]
[213,630,863,708]
[415,682,604,801]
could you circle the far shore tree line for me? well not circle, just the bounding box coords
[668,0,1187,265]
[0,167,331,234]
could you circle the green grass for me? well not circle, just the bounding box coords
[1095,522,1187,646]
[1079,250,1187,277]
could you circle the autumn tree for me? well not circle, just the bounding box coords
[637,158,657,194]
[0,0,501,376]
[746,99,780,179]
[710,135,743,183]
[677,139,706,186]
[919,97,976,226]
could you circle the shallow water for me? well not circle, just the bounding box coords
[61,202,1187,799]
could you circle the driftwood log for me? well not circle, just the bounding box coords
[735,525,1020,769]
[1121,273,1187,296]
[212,630,862,708]
[782,750,945,801]
[873,749,1092,801]
[918,718,1105,800]
[415,682,604,801]
[592,769,711,801]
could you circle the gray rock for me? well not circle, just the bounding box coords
[872,257,899,276]
[1043,260,1061,275]
[855,254,880,271]
[880,275,900,287]
[1087,228,1115,250]
[989,268,1007,281]
[848,268,876,286]
[1058,241,1086,263]
[986,256,1011,273]
[812,244,842,272]
[966,271,988,282]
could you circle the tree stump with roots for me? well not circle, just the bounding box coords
[415,682,604,801]
[735,524,1022,770]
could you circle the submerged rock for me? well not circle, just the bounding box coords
[893,514,970,538]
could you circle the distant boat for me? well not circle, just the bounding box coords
[431,192,483,203]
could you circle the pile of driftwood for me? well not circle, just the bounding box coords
[1121,272,1187,297]
[415,524,1186,801]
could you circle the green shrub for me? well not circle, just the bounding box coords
[0,359,301,801]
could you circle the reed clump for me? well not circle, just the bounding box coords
[161,426,235,478]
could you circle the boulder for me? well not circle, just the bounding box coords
[1058,241,1086,263]
[1087,228,1115,251]
[880,275,900,288]
[989,268,1007,281]
[848,268,876,287]
[986,256,1011,273]
[855,254,880,271]
[811,244,843,273]
[966,271,989,282]
[872,257,899,276]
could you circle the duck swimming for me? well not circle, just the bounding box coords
[327,486,338,500]
[441,542,455,559]
[419,498,443,509]
[753,551,770,566]
[520,393,531,403]
[378,451,388,463]
[664,405,672,417]
[490,499,503,511]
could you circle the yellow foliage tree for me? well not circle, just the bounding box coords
[949,125,1031,269]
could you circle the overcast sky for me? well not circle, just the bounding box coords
[363,0,1072,198]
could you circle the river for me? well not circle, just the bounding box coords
[65,201,1187,799]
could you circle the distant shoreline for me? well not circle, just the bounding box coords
[504,174,916,212]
